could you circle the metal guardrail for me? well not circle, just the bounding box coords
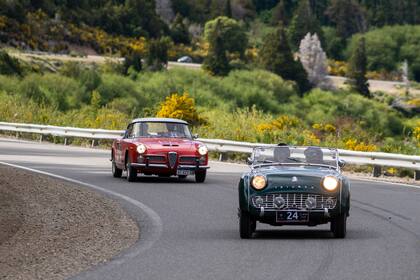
[0,122,419,178]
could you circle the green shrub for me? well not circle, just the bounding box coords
[0,50,22,76]
[347,25,420,81]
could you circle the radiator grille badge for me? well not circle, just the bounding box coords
[168,152,177,169]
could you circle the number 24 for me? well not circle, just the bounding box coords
[287,212,299,220]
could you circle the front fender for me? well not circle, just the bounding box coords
[238,174,251,211]
[340,177,351,214]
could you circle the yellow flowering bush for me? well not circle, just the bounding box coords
[156,93,205,126]
[413,124,420,147]
[257,115,301,132]
[345,139,377,152]
[328,60,348,76]
[312,123,336,134]
[407,98,420,107]
[0,16,7,29]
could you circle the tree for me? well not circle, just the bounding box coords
[124,51,142,74]
[326,0,367,39]
[271,0,287,25]
[203,16,248,75]
[0,49,22,76]
[145,37,171,71]
[259,25,311,94]
[348,37,370,97]
[171,14,190,44]
[204,16,248,58]
[288,0,323,50]
[299,33,333,90]
[203,18,230,76]
[224,0,232,17]
[401,60,410,97]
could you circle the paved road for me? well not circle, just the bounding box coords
[0,138,419,280]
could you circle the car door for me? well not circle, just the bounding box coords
[117,124,133,165]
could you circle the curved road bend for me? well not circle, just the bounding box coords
[0,138,419,280]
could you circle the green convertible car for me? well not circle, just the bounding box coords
[238,146,350,239]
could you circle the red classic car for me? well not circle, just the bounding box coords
[111,118,209,182]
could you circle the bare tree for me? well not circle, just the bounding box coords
[401,60,410,97]
[299,33,333,90]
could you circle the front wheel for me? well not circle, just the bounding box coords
[126,158,137,182]
[239,211,255,239]
[112,161,122,178]
[331,213,347,238]
[195,170,206,183]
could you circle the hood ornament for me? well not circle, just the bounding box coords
[292,176,298,182]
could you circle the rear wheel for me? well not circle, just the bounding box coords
[331,213,347,238]
[239,210,255,239]
[126,157,137,182]
[112,160,122,178]
[195,170,206,183]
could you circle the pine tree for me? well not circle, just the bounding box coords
[223,0,232,17]
[271,0,287,25]
[348,37,370,97]
[288,0,324,50]
[259,24,311,94]
[299,33,333,90]
[203,19,230,76]
[326,0,367,39]
[171,13,191,44]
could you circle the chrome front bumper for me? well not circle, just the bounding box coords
[130,163,210,170]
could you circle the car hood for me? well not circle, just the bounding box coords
[251,165,341,194]
[132,138,198,151]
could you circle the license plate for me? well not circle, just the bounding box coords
[276,211,309,222]
[176,169,194,176]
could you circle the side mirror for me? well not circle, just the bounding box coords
[123,130,129,139]
[246,157,253,165]
[338,159,346,168]
[192,134,199,139]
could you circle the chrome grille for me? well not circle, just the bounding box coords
[179,156,197,164]
[168,152,177,169]
[251,193,337,210]
[147,155,165,163]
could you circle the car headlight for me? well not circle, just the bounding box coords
[136,144,147,154]
[251,175,267,190]
[322,176,339,191]
[198,145,208,155]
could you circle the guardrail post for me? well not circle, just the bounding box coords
[219,152,228,162]
[415,170,420,181]
[39,135,43,143]
[64,138,68,145]
[373,165,382,177]
[91,139,96,148]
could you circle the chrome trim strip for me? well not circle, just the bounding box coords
[178,165,210,169]
[131,163,168,168]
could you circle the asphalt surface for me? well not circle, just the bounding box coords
[0,138,419,280]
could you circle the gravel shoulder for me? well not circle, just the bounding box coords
[0,165,139,280]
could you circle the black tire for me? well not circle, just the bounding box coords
[178,175,187,179]
[112,160,122,178]
[331,213,347,238]
[195,170,206,183]
[126,157,137,182]
[239,211,255,239]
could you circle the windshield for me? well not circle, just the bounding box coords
[251,146,339,169]
[129,122,192,139]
